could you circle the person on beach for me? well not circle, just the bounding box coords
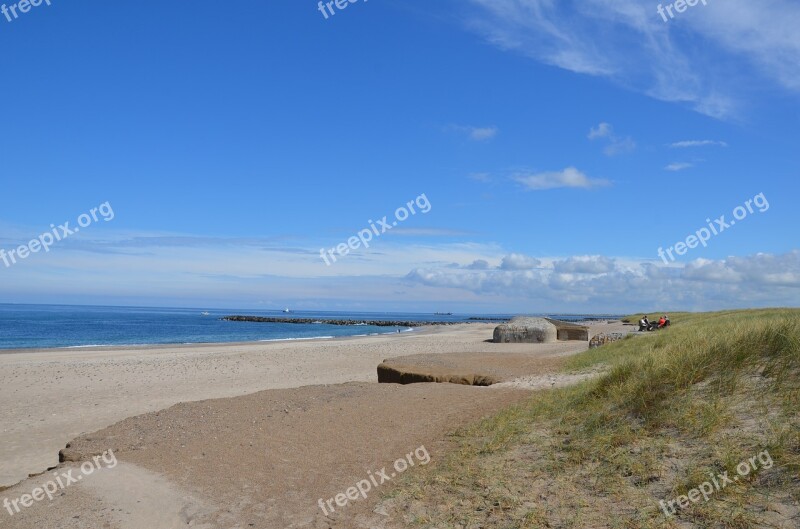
[639,315,650,332]
[658,315,667,328]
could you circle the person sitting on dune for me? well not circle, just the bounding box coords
[639,315,650,332]
[658,315,667,328]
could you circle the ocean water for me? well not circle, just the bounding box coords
[0,304,619,350]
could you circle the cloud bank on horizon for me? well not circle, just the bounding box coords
[1,225,798,313]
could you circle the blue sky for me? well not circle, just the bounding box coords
[0,0,798,313]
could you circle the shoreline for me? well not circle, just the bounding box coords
[0,307,623,353]
[0,325,440,356]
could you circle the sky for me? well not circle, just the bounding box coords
[0,0,798,313]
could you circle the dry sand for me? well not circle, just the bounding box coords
[0,320,629,528]
[50,382,530,529]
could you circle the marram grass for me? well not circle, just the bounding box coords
[384,309,800,528]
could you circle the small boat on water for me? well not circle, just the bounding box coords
[201,311,211,316]
[283,308,291,313]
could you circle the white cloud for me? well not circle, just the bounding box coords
[464,0,800,119]
[553,255,615,274]
[513,167,611,190]
[466,259,491,270]
[588,122,613,139]
[686,252,800,287]
[670,140,729,148]
[470,126,499,140]
[665,162,693,171]
[500,253,541,270]
[405,251,800,311]
[587,122,636,156]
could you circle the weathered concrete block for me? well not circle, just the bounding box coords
[493,317,558,343]
[545,318,590,341]
[377,363,498,386]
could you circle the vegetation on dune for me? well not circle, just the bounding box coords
[383,309,800,528]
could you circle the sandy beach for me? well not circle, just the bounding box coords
[0,321,628,528]
[3,2,795,526]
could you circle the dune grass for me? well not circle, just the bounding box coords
[382,309,800,528]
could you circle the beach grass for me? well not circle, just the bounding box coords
[383,309,800,527]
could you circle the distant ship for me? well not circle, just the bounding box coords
[283,308,291,313]
[201,311,211,316]
[434,312,453,316]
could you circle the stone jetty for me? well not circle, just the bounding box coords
[221,316,462,327]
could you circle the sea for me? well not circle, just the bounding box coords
[0,304,621,350]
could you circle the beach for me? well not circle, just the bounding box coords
[0,320,628,528]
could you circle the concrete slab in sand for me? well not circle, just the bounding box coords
[377,352,568,386]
